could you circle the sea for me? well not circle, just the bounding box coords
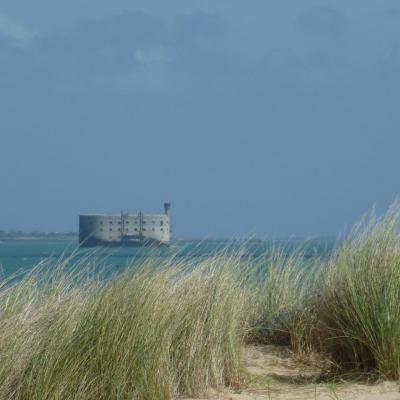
[0,239,336,279]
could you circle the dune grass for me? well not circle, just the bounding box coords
[0,255,249,400]
[1,204,400,399]
[248,247,316,353]
[251,203,400,380]
[311,204,400,379]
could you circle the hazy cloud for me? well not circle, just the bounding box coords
[32,12,168,76]
[0,11,229,89]
[295,5,349,36]
[172,12,225,41]
[36,11,224,57]
[134,47,170,68]
[386,7,400,19]
[0,12,34,47]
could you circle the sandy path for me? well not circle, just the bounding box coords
[180,345,400,400]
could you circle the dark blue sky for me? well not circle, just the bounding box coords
[1,1,399,238]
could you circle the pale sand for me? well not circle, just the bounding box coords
[179,345,400,400]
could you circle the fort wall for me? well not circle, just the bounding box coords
[79,203,171,247]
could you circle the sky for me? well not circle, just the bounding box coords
[0,1,399,238]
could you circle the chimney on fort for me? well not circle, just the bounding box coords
[164,202,171,216]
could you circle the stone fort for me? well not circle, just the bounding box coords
[79,203,171,247]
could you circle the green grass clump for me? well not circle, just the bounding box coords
[250,203,400,380]
[313,204,400,379]
[0,255,248,400]
[249,248,314,353]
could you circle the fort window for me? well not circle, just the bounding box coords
[110,221,113,225]
[134,228,138,231]
[143,228,146,232]
[152,228,155,231]
[161,228,164,231]
[160,221,164,226]
[100,228,103,232]
[126,221,129,225]
[109,228,113,232]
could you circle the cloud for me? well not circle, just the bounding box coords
[295,5,349,36]
[0,12,34,47]
[32,12,168,76]
[172,12,225,42]
[134,47,170,68]
[29,11,227,78]
[0,9,231,96]
[386,7,400,19]
[253,47,334,92]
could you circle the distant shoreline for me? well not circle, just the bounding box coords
[0,237,78,241]
[0,235,78,242]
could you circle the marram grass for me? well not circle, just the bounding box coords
[251,203,400,379]
[249,247,321,355]
[0,255,249,400]
[312,204,400,379]
[2,204,400,399]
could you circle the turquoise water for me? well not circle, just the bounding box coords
[0,239,335,279]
